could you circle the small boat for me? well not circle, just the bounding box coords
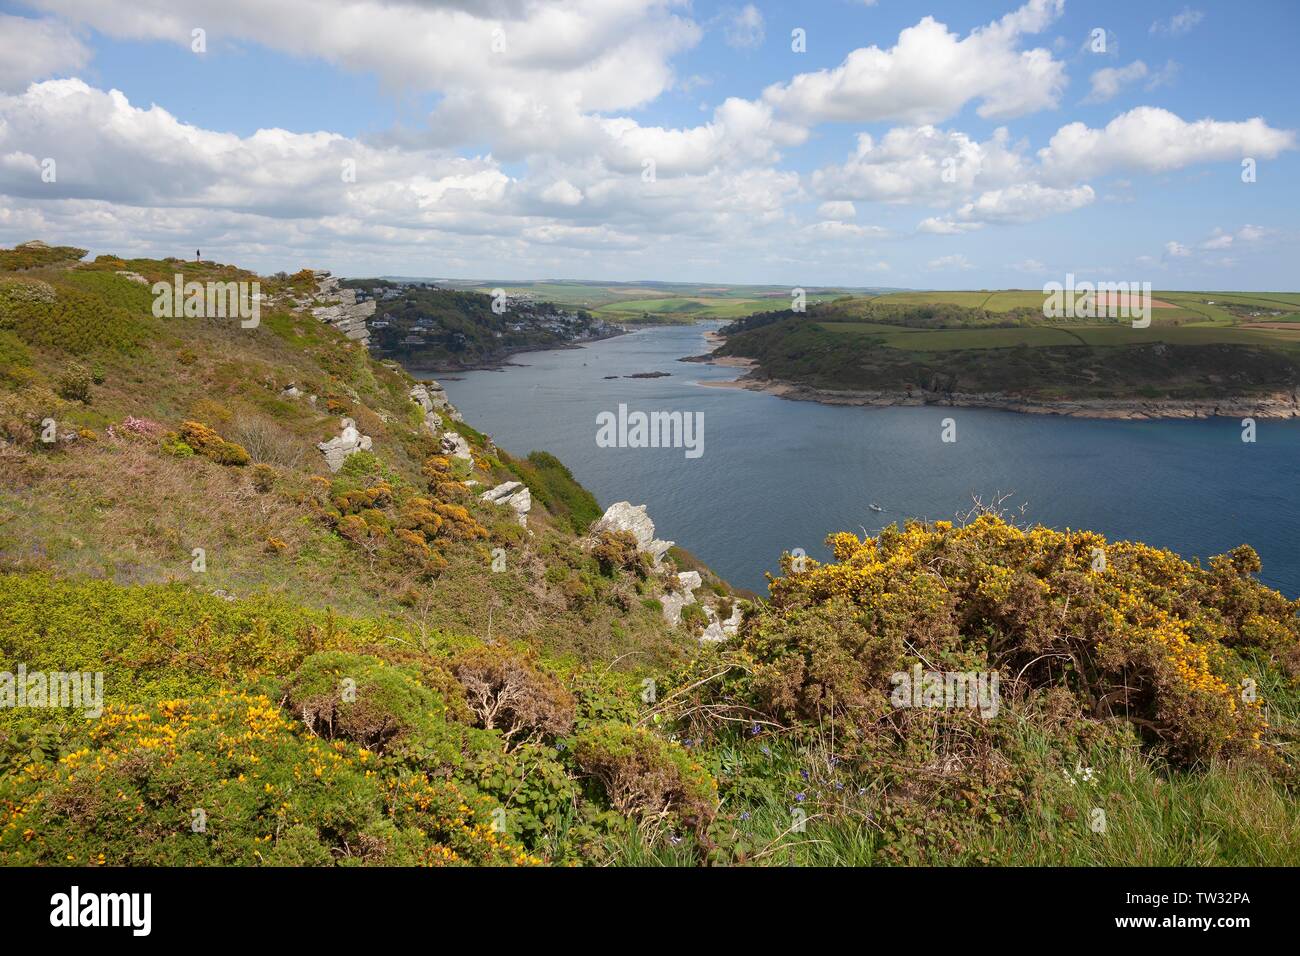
[869,503,885,513]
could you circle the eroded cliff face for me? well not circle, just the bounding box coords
[301,271,376,347]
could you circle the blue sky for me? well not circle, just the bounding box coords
[0,0,1296,289]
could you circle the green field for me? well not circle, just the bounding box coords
[593,292,844,323]
[715,287,1300,402]
[858,289,1300,329]
[822,319,1300,352]
[442,280,884,324]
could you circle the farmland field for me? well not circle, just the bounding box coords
[439,279,884,323]
[821,319,1300,351]
[714,288,1300,402]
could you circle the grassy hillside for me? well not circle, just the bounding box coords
[715,292,1300,401]
[448,279,870,325]
[1,246,1298,866]
[348,279,619,368]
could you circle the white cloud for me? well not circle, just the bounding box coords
[1200,224,1268,250]
[1164,241,1191,257]
[816,201,856,220]
[0,15,90,93]
[800,220,885,240]
[762,0,1067,125]
[916,217,982,235]
[956,183,1095,223]
[1038,107,1296,182]
[927,254,974,270]
[28,0,700,114]
[723,5,764,50]
[1150,7,1204,36]
[1084,61,1147,104]
[539,180,584,206]
[812,125,1030,204]
[0,78,809,270]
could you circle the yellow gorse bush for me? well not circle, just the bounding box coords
[767,514,1293,764]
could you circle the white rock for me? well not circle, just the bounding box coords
[317,417,372,472]
[700,603,743,644]
[308,272,375,346]
[661,571,702,626]
[591,502,673,567]
[440,430,471,461]
[700,620,727,643]
[480,481,532,527]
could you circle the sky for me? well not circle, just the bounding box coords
[0,0,1296,289]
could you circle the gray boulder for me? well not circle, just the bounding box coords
[317,417,372,472]
[480,481,532,527]
[661,571,702,625]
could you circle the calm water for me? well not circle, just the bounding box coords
[421,324,1300,597]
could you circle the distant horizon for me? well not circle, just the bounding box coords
[364,275,1299,294]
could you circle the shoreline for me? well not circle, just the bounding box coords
[693,354,1300,421]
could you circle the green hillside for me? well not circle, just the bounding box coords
[715,291,1300,400]
[1,247,1298,867]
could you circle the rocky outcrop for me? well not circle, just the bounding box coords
[700,604,743,643]
[440,430,472,461]
[592,502,673,568]
[308,272,375,347]
[480,481,532,527]
[660,571,701,625]
[658,568,742,642]
[711,370,1300,421]
[317,417,372,472]
[410,380,463,434]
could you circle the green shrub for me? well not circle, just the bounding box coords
[574,722,716,840]
[0,243,86,271]
[450,644,576,745]
[282,651,456,757]
[0,690,534,866]
[592,530,648,578]
[509,451,601,533]
[178,420,251,466]
[55,364,93,403]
